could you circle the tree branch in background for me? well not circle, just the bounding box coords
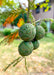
[28,0,30,21]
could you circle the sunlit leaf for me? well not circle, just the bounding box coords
[17,18,25,28]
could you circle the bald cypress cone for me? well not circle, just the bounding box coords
[32,40,39,50]
[18,41,34,56]
[19,23,36,41]
[35,25,45,40]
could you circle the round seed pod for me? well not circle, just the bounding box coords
[19,23,36,41]
[18,41,34,56]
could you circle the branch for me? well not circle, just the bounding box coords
[25,57,28,72]
[13,57,23,67]
[28,0,30,20]
[3,57,21,71]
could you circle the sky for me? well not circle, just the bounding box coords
[15,0,45,3]
[0,0,45,12]
[18,0,45,4]
[14,0,45,7]
[17,0,45,8]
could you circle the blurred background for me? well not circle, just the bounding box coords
[0,0,54,75]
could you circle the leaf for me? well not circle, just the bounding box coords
[25,8,28,11]
[0,0,3,6]
[17,18,25,28]
[3,14,18,27]
[46,0,49,2]
[0,29,19,45]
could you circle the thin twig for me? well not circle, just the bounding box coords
[13,57,23,67]
[28,0,30,21]
[3,57,21,71]
[25,57,28,72]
